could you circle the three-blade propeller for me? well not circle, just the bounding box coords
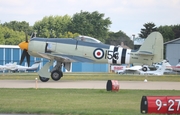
[19,34,30,67]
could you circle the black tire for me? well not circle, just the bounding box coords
[51,70,63,81]
[39,76,49,82]
[142,67,148,72]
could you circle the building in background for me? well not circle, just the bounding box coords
[0,45,109,73]
[133,37,145,50]
[164,38,180,66]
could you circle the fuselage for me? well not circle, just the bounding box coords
[28,37,153,65]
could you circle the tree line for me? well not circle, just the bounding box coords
[0,10,180,49]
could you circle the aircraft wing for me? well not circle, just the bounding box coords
[38,52,94,63]
[125,68,139,71]
[125,66,142,71]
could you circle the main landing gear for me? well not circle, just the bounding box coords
[51,70,63,81]
[142,65,149,72]
[38,61,63,82]
[39,76,49,82]
[50,61,63,81]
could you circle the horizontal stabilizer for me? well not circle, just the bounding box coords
[137,51,154,56]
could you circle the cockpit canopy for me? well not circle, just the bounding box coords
[75,35,101,43]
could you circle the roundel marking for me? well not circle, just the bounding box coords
[93,48,104,59]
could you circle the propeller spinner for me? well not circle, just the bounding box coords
[19,35,30,67]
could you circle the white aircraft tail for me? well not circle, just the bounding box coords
[31,61,40,68]
[155,64,166,75]
[138,32,164,63]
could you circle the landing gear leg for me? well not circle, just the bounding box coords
[38,60,53,82]
[51,61,63,81]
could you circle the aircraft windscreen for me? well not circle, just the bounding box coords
[75,35,101,43]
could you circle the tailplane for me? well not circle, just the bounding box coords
[138,32,164,63]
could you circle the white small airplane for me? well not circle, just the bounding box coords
[139,62,166,76]
[122,65,146,74]
[125,65,144,71]
[15,61,41,72]
[0,62,17,71]
[121,60,168,75]
[0,65,6,71]
[0,61,40,72]
[172,62,180,72]
[116,65,149,74]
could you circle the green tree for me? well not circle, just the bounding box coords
[172,25,180,39]
[0,25,26,45]
[158,25,175,42]
[69,11,112,42]
[33,15,78,38]
[139,22,157,38]
[0,25,5,44]
[2,21,33,35]
[106,30,134,49]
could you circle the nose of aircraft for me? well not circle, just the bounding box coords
[19,41,28,50]
[18,34,30,67]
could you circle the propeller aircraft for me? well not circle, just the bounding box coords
[18,32,164,82]
[0,61,40,72]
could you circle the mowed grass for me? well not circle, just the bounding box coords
[0,72,180,82]
[0,72,180,115]
[0,88,180,115]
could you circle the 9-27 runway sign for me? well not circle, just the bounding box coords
[141,96,180,114]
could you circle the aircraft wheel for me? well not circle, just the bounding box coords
[39,76,49,82]
[142,67,148,72]
[51,70,63,81]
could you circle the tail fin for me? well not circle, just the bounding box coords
[138,32,164,63]
[155,62,166,75]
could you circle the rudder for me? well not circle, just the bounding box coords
[138,32,164,63]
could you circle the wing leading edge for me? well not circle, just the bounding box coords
[37,52,94,63]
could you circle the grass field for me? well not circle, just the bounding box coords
[0,72,180,115]
[0,72,180,82]
[0,88,180,115]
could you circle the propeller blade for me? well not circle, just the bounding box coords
[25,34,28,43]
[20,50,27,65]
[26,53,30,67]
[31,32,35,38]
[20,49,30,67]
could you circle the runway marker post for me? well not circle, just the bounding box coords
[35,78,38,89]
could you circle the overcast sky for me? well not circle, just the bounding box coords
[0,0,180,37]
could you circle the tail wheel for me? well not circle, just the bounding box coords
[39,76,49,82]
[51,70,63,81]
[142,67,148,72]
